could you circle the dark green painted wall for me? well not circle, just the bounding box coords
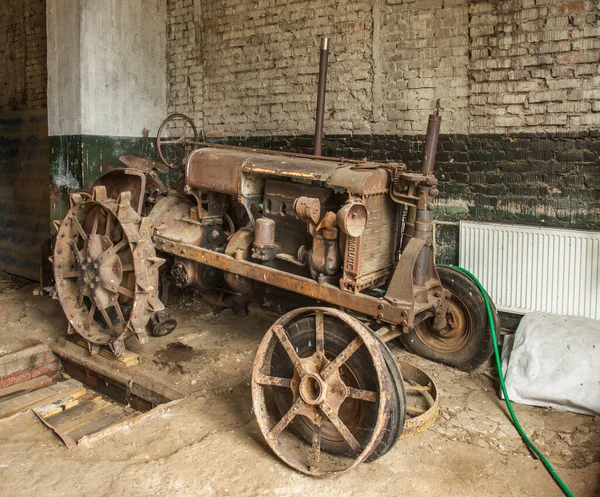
[0,110,50,280]
[49,135,161,224]
[48,131,600,267]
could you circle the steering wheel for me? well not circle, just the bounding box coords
[156,113,199,169]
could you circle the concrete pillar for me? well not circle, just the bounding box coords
[47,0,166,222]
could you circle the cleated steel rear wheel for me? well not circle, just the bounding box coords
[52,186,164,356]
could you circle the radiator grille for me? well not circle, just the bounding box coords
[360,194,400,277]
[459,221,600,319]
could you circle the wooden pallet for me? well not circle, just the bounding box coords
[33,390,136,448]
[0,379,86,418]
[0,378,139,448]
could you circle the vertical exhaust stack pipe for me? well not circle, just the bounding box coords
[313,37,329,156]
[401,101,442,251]
[421,100,441,176]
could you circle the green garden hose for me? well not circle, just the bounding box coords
[450,265,575,497]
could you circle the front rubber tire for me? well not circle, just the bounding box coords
[398,266,499,371]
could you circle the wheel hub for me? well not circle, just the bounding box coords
[299,373,327,405]
[417,298,471,353]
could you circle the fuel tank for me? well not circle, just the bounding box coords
[185,147,391,197]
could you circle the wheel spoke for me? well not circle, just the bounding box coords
[255,374,292,388]
[272,325,305,376]
[99,307,115,331]
[315,310,324,356]
[118,286,134,299]
[90,210,99,236]
[61,269,79,279]
[104,212,113,236]
[269,396,304,439]
[159,139,180,145]
[309,413,322,473]
[321,337,363,381]
[346,387,378,403]
[71,216,88,241]
[86,302,96,330]
[114,303,126,324]
[112,239,128,253]
[320,402,361,453]
[69,240,83,261]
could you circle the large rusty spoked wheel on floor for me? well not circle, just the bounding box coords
[252,307,405,476]
[399,266,499,371]
[52,186,165,356]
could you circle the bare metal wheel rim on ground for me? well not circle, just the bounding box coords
[251,307,394,476]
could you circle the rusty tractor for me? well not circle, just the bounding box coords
[51,39,499,475]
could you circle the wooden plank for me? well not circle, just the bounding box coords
[49,399,113,433]
[0,375,53,400]
[66,409,128,440]
[22,388,87,417]
[44,393,104,427]
[0,380,85,418]
[63,404,121,435]
[33,395,83,418]
[34,397,118,449]
[51,338,184,405]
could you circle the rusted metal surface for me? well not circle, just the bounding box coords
[336,202,367,238]
[294,197,321,225]
[421,102,441,176]
[119,155,169,174]
[47,81,477,477]
[343,193,400,293]
[153,235,433,324]
[251,307,392,475]
[53,186,164,355]
[156,113,198,169]
[252,218,276,261]
[313,37,329,156]
[91,168,147,215]
[185,147,391,196]
[399,362,439,439]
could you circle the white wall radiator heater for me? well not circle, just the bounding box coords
[458,221,600,320]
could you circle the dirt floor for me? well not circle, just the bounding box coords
[0,271,598,497]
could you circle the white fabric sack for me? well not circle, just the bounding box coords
[501,312,600,416]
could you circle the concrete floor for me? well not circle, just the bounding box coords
[0,271,598,497]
